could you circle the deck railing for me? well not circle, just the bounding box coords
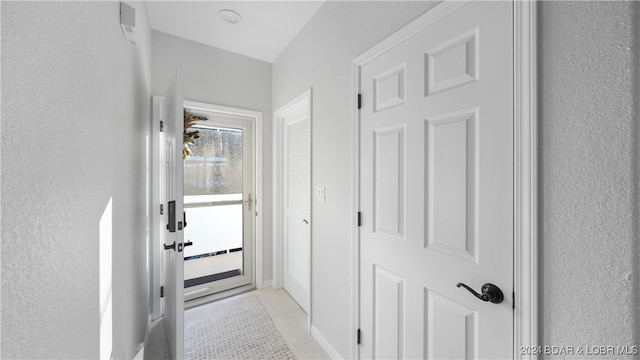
[183,194,243,259]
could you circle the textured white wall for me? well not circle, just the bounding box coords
[151,31,274,284]
[1,2,153,358]
[273,2,439,357]
[539,1,639,354]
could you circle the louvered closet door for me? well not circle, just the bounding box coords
[283,108,311,313]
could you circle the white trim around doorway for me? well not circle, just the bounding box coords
[272,88,312,293]
[150,98,264,321]
[350,1,538,359]
[513,1,539,358]
[272,87,313,335]
[183,100,264,291]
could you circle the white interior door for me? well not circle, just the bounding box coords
[359,1,513,358]
[161,70,184,360]
[283,104,311,314]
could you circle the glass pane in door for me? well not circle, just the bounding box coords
[183,126,244,288]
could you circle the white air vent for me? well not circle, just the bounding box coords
[120,2,137,46]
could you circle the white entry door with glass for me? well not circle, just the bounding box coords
[182,109,255,300]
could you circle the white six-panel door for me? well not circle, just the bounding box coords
[359,1,513,358]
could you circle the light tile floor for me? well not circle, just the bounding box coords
[255,288,330,360]
[144,287,330,360]
[144,318,170,360]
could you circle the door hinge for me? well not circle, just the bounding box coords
[357,329,361,345]
[160,286,164,298]
[513,292,515,310]
[357,93,362,110]
[160,120,164,132]
[160,204,164,215]
[357,212,362,227]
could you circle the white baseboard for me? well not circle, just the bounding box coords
[311,325,342,360]
[260,280,273,289]
[133,342,144,360]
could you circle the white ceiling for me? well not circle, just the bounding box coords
[146,1,324,63]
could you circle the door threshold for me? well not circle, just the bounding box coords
[185,284,255,310]
[185,269,243,288]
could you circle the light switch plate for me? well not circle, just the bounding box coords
[316,187,326,203]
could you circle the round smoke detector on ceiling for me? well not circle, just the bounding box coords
[219,9,243,24]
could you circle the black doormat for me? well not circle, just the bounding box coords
[184,269,243,288]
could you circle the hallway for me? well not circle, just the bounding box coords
[3,1,640,359]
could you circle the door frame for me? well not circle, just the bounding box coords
[350,1,538,359]
[150,98,264,320]
[182,101,259,300]
[273,88,312,298]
